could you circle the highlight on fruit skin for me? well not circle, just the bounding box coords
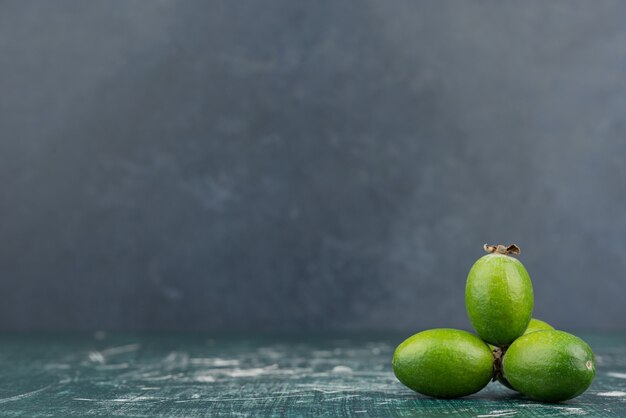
[465,243,534,346]
[502,330,595,402]
[392,329,493,398]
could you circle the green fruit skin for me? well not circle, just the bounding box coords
[466,253,534,346]
[392,329,493,398]
[524,318,554,334]
[496,318,554,390]
[490,318,554,350]
[503,330,595,402]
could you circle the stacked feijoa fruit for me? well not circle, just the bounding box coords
[392,244,595,402]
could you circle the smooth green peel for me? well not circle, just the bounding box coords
[393,329,493,398]
[503,330,595,402]
[466,246,534,346]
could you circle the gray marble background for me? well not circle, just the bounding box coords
[1,1,625,331]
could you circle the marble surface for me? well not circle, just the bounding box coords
[0,332,624,416]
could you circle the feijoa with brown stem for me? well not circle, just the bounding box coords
[466,244,534,347]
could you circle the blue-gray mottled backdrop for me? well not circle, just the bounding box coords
[1,1,624,331]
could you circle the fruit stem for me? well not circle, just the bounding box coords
[492,346,505,381]
[483,244,520,256]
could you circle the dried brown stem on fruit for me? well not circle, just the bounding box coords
[492,346,505,381]
[483,244,521,255]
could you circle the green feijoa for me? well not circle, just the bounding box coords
[503,330,595,402]
[466,244,534,346]
[495,318,554,389]
[392,329,493,398]
[490,318,554,350]
[523,318,554,334]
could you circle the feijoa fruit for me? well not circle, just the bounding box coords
[392,328,493,398]
[466,244,534,346]
[502,330,595,402]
